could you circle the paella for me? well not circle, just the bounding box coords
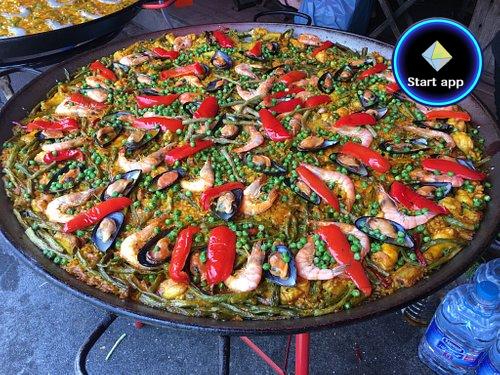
[0,28,490,320]
[0,0,137,38]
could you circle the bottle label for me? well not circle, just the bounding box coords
[425,319,483,367]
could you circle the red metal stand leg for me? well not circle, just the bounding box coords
[295,333,310,375]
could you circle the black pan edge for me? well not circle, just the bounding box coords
[0,23,498,335]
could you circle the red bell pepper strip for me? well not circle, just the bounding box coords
[425,110,471,122]
[263,87,304,106]
[68,93,107,110]
[164,139,214,165]
[206,226,237,285]
[247,41,262,58]
[193,96,219,118]
[316,224,372,296]
[304,94,331,108]
[43,149,84,164]
[135,94,179,109]
[312,41,334,57]
[339,142,390,173]
[63,197,132,233]
[269,98,303,114]
[389,181,448,215]
[132,117,183,133]
[160,62,206,80]
[26,118,79,132]
[200,182,245,210]
[152,47,180,59]
[279,71,307,86]
[334,112,376,127]
[357,63,387,80]
[89,60,117,82]
[422,158,486,181]
[258,109,292,142]
[168,225,200,284]
[212,30,235,48]
[385,82,400,94]
[412,233,427,267]
[296,164,340,211]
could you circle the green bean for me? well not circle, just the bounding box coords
[221,148,243,183]
[14,163,31,177]
[444,216,475,231]
[30,162,56,180]
[309,284,355,316]
[13,209,29,229]
[236,95,263,114]
[97,264,129,291]
[188,285,253,303]
[25,228,70,260]
[6,143,21,169]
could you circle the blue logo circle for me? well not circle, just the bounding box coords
[393,18,482,107]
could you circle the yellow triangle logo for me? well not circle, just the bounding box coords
[432,41,452,59]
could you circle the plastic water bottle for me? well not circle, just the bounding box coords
[418,281,499,374]
[476,338,500,375]
[474,259,500,287]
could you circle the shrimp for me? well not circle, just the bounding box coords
[136,74,153,85]
[180,159,214,192]
[313,221,370,258]
[409,169,464,187]
[224,242,265,292]
[44,189,95,223]
[234,63,258,79]
[173,34,193,51]
[298,33,322,46]
[85,75,112,90]
[81,88,108,103]
[295,238,346,280]
[119,217,165,268]
[300,163,355,211]
[404,125,455,148]
[236,77,274,101]
[377,186,437,229]
[294,76,319,88]
[117,146,171,173]
[55,98,97,117]
[333,126,373,147]
[240,176,279,216]
[41,137,86,152]
[288,114,302,135]
[295,90,313,101]
[179,92,200,104]
[118,53,149,67]
[178,75,203,88]
[233,125,264,153]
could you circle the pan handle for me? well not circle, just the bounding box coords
[142,0,176,10]
[253,10,312,26]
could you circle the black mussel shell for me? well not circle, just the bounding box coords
[244,50,266,62]
[137,229,172,268]
[112,62,130,75]
[197,63,211,79]
[333,65,354,82]
[141,87,161,96]
[218,123,240,139]
[102,111,133,123]
[206,78,226,93]
[91,212,124,253]
[265,245,297,286]
[211,50,232,70]
[95,124,123,147]
[286,178,321,205]
[124,127,160,151]
[45,164,83,193]
[182,101,202,116]
[413,120,454,134]
[379,138,429,154]
[318,72,335,94]
[410,182,453,200]
[456,158,476,170]
[211,188,243,221]
[365,107,388,120]
[329,153,368,177]
[204,31,216,45]
[246,154,286,176]
[149,168,185,192]
[349,57,374,70]
[102,169,142,200]
[279,28,294,45]
[36,130,65,140]
[265,42,279,55]
[297,136,338,152]
[355,216,414,248]
[265,64,291,76]
[358,89,378,108]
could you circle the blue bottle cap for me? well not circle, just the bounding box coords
[475,281,499,302]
